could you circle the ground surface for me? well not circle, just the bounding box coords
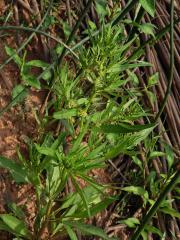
[0,37,44,237]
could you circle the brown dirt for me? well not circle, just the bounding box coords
[0,37,45,238]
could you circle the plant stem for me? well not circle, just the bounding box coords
[127,17,179,62]
[127,7,145,41]
[131,3,177,238]
[57,0,93,66]
[131,170,180,240]
[0,1,54,118]
[154,0,174,122]
[112,0,139,26]
[36,200,53,239]
[70,0,139,51]
[0,0,54,71]
[0,3,179,119]
[0,25,78,59]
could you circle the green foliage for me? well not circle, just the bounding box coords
[5,47,48,89]
[0,156,29,183]
[64,221,117,240]
[12,84,26,106]
[0,1,178,239]
[140,0,155,17]
[0,215,30,239]
[1,22,155,238]
[121,186,149,205]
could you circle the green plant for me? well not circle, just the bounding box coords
[0,0,179,239]
[0,21,156,239]
[117,134,180,239]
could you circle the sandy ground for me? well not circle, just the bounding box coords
[0,37,46,238]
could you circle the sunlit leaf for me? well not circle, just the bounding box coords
[5,46,22,67]
[53,109,77,119]
[12,85,27,105]
[160,207,180,218]
[64,221,117,240]
[0,156,28,183]
[98,123,155,134]
[64,224,78,240]
[26,60,49,69]
[148,73,159,87]
[0,215,30,238]
[140,0,155,17]
[119,217,140,228]
[121,186,149,205]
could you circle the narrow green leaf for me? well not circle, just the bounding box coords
[41,70,52,81]
[146,90,156,104]
[0,214,30,238]
[148,73,159,87]
[0,156,28,183]
[141,230,148,240]
[8,203,25,220]
[70,124,88,153]
[35,144,57,158]
[145,225,163,237]
[164,144,174,171]
[160,207,180,218]
[121,186,149,205]
[149,151,165,158]
[71,176,91,217]
[26,60,49,69]
[98,123,155,134]
[53,109,77,119]
[109,61,152,73]
[12,85,27,106]
[140,0,155,17]
[22,73,41,89]
[64,221,117,240]
[132,156,143,171]
[77,174,104,194]
[0,220,14,232]
[104,127,154,159]
[96,0,108,18]
[120,217,140,228]
[5,46,22,67]
[72,197,117,219]
[138,23,155,37]
[64,224,78,240]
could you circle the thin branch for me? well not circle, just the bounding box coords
[0,26,79,59]
[57,0,93,66]
[16,0,34,14]
[0,0,54,71]
[155,0,174,121]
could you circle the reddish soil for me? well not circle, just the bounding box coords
[0,37,45,238]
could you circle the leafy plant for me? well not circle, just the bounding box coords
[5,46,49,89]
[0,0,179,239]
[0,19,156,239]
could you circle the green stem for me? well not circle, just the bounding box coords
[127,7,145,41]
[131,170,180,240]
[0,0,54,71]
[0,2,54,117]
[112,0,139,26]
[57,0,93,66]
[72,0,139,51]
[1,4,179,119]
[131,3,176,239]
[0,25,78,59]
[36,200,53,239]
[127,17,179,62]
[154,0,174,122]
